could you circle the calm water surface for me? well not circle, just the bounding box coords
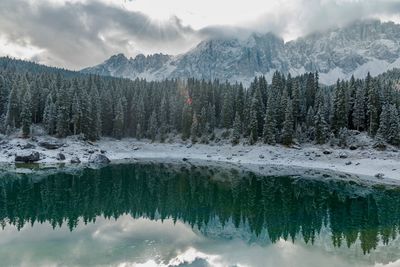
[0,163,400,267]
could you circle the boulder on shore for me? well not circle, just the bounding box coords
[15,151,40,163]
[38,140,64,150]
[57,153,66,161]
[70,157,81,164]
[89,154,110,164]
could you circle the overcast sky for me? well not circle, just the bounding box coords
[1,0,400,70]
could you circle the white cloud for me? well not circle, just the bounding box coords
[0,0,400,68]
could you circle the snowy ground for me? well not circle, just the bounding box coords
[0,130,399,185]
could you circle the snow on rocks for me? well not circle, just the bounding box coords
[38,140,64,150]
[0,131,399,183]
[88,154,110,164]
[70,157,81,164]
[15,151,40,163]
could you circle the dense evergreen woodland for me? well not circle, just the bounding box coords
[1,57,400,146]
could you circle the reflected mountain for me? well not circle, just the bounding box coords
[1,163,400,255]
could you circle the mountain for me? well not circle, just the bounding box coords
[82,20,400,85]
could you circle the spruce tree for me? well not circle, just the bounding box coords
[248,98,259,145]
[20,89,32,138]
[43,94,56,135]
[232,112,241,145]
[190,113,200,143]
[352,85,366,131]
[56,86,70,138]
[5,84,19,130]
[71,93,81,135]
[281,99,294,146]
[388,105,400,146]
[181,102,192,140]
[263,99,277,145]
[149,110,158,142]
[113,99,124,140]
[314,106,328,144]
[90,87,102,140]
[367,74,379,136]
[333,80,347,133]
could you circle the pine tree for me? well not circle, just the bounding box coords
[20,89,32,138]
[113,99,124,139]
[71,93,81,135]
[149,110,158,142]
[292,80,301,126]
[56,86,70,137]
[314,106,329,144]
[0,75,8,118]
[248,97,259,145]
[5,84,19,130]
[181,102,192,140]
[377,104,389,142]
[388,105,400,146]
[190,113,199,143]
[263,99,277,145]
[232,112,241,145]
[352,85,366,131]
[199,107,207,136]
[379,104,400,146]
[90,87,102,140]
[281,99,294,146]
[221,91,234,128]
[43,94,56,135]
[333,80,347,133]
[367,73,379,136]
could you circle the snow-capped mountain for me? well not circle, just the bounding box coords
[82,20,400,85]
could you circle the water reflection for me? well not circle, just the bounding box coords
[0,163,400,266]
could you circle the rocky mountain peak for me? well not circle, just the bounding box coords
[82,20,400,85]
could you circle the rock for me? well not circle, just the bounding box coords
[186,144,193,148]
[206,154,212,158]
[57,153,66,161]
[15,151,40,163]
[22,143,35,149]
[323,150,332,155]
[88,150,95,154]
[291,145,301,150]
[226,156,232,160]
[375,173,385,179]
[345,161,352,165]
[100,149,106,154]
[70,157,81,164]
[38,140,64,149]
[89,154,110,164]
[133,147,140,151]
[373,141,387,151]
[259,154,265,159]
[349,145,358,150]
[339,152,348,159]
[182,158,188,161]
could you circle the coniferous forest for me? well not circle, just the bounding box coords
[1,57,400,146]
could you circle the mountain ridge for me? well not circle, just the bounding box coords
[82,20,400,85]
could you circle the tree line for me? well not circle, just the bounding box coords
[1,57,400,146]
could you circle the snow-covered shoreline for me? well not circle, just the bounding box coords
[0,134,399,185]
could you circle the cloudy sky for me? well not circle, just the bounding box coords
[0,0,400,70]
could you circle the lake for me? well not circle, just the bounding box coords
[0,162,399,267]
